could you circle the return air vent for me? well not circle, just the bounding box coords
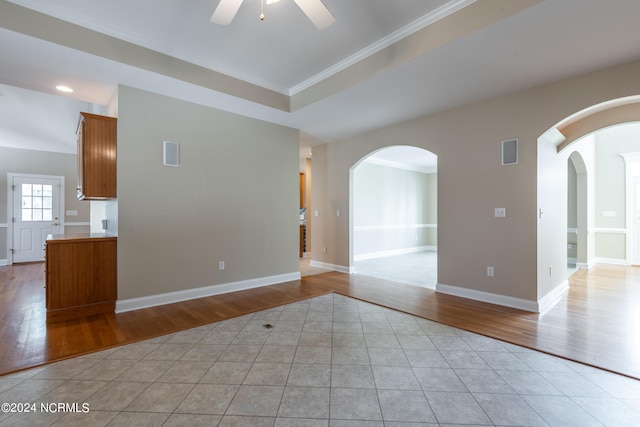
[502,139,518,165]
[163,141,180,167]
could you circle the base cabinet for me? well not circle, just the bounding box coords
[45,234,117,322]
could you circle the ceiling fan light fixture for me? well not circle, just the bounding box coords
[211,0,334,29]
[211,0,243,25]
[293,0,335,30]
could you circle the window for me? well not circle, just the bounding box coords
[21,183,53,222]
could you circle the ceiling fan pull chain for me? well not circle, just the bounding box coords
[260,0,265,21]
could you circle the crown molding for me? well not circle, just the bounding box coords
[289,0,477,95]
[8,0,477,99]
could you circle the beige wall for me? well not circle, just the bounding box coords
[116,86,299,300]
[0,147,90,261]
[313,59,640,305]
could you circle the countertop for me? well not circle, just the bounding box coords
[46,233,117,243]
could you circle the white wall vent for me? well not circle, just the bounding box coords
[502,139,518,165]
[163,141,180,167]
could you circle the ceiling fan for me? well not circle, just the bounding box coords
[211,0,335,30]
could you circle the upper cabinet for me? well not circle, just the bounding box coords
[77,112,117,200]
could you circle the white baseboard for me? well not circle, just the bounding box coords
[436,280,569,313]
[576,260,596,269]
[594,257,628,266]
[354,246,436,261]
[537,280,569,313]
[0,259,7,267]
[115,272,301,313]
[309,260,352,274]
[436,283,539,312]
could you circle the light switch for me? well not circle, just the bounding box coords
[494,208,506,218]
[66,210,78,216]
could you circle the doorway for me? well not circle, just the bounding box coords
[567,157,578,271]
[566,149,591,275]
[350,146,437,288]
[7,173,64,264]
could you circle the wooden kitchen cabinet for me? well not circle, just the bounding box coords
[77,112,117,200]
[45,234,117,322]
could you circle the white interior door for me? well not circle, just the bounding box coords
[632,177,640,266]
[11,175,63,263]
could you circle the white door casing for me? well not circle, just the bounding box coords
[9,174,64,263]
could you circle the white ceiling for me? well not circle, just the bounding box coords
[3,0,455,94]
[1,0,640,170]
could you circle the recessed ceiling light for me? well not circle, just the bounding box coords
[56,85,73,93]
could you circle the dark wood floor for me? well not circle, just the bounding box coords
[1,262,639,379]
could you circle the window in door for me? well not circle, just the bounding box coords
[21,183,54,222]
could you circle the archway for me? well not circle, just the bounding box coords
[567,150,592,272]
[537,96,640,306]
[349,146,437,288]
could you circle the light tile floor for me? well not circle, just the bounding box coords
[1,294,640,426]
[354,250,437,289]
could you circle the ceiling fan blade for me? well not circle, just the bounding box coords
[293,0,335,30]
[211,0,244,25]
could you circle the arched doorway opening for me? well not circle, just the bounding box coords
[537,96,640,304]
[349,146,437,288]
[567,148,591,276]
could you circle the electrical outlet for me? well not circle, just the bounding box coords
[487,266,494,277]
[218,261,225,271]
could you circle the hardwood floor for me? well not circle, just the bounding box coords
[1,262,639,380]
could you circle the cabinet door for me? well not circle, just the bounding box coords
[77,113,117,199]
[76,118,84,199]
